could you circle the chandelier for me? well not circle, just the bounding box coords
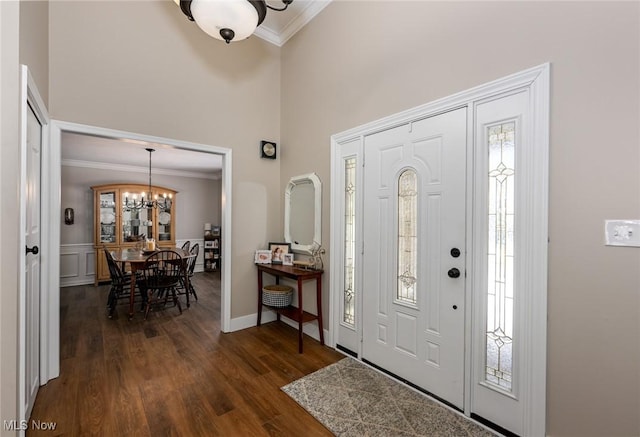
[177,0,293,44]
[123,148,172,211]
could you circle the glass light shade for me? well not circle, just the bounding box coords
[190,0,259,42]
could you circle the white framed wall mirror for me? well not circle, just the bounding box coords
[284,173,321,255]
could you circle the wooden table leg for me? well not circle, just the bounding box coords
[297,277,304,353]
[128,264,137,320]
[257,270,263,326]
[184,260,190,308]
[316,275,324,346]
[275,276,281,322]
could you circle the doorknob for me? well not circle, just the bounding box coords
[447,267,460,278]
[26,245,39,255]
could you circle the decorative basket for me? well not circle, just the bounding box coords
[262,284,293,307]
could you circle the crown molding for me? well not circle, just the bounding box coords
[254,24,282,46]
[61,159,221,180]
[255,0,331,46]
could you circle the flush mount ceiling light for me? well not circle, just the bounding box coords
[178,0,293,44]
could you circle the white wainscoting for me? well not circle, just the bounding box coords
[60,243,95,287]
[175,238,205,273]
[60,239,205,288]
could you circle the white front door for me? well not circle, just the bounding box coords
[362,108,467,409]
[23,100,42,419]
[333,65,549,436]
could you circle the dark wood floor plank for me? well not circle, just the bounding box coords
[28,272,344,436]
[213,408,270,436]
[75,356,112,436]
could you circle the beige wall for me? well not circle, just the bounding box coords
[49,1,282,319]
[281,2,639,436]
[19,0,48,105]
[61,165,221,245]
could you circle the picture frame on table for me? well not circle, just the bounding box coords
[254,250,272,264]
[268,242,291,264]
[282,253,294,266]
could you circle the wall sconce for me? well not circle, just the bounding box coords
[64,208,74,225]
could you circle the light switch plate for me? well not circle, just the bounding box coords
[605,220,640,247]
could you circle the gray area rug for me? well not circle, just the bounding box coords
[282,358,496,437]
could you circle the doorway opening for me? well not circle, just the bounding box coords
[43,120,233,382]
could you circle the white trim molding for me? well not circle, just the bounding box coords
[254,0,332,46]
[230,309,330,345]
[62,159,221,180]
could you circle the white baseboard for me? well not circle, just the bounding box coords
[229,308,330,344]
[229,310,277,331]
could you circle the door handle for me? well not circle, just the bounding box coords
[447,267,460,278]
[26,245,39,255]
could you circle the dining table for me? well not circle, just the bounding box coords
[110,247,194,320]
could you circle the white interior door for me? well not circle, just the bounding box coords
[20,66,48,423]
[362,108,467,409]
[23,100,42,420]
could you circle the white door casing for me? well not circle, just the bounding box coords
[330,64,549,436]
[362,109,467,409]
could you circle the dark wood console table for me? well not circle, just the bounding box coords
[256,263,324,353]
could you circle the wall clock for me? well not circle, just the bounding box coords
[260,140,277,159]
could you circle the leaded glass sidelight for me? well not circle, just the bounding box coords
[486,122,515,391]
[397,169,418,304]
[343,158,356,326]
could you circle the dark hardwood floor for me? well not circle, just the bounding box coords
[28,272,344,436]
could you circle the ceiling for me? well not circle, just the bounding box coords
[61,132,222,179]
[253,0,331,46]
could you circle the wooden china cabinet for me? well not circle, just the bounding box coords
[92,183,177,285]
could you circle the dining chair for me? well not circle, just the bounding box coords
[105,248,141,318]
[177,243,199,306]
[140,250,183,320]
[181,240,191,252]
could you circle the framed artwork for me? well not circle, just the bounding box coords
[269,242,291,264]
[282,253,294,266]
[254,250,272,264]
